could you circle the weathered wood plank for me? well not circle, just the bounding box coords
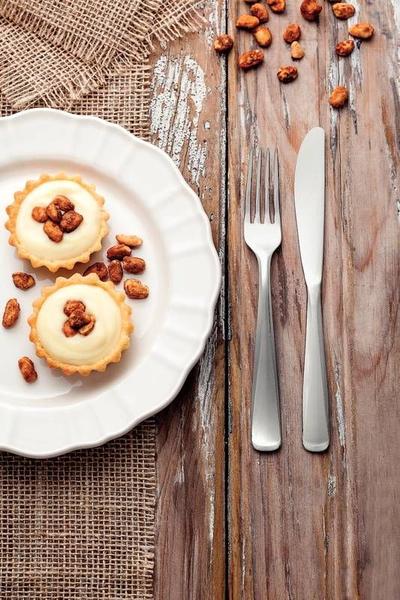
[228,0,399,598]
[150,3,227,597]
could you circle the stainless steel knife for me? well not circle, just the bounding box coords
[294,127,329,452]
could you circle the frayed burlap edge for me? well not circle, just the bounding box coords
[0,0,162,66]
[0,0,206,110]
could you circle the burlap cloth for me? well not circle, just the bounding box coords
[0,0,204,109]
[0,0,205,597]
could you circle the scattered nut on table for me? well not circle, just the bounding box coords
[124,279,149,300]
[283,23,301,43]
[12,272,35,290]
[332,2,355,19]
[83,262,109,281]
[277,66,298,83]
[266,0,286,14]
[291,41,305,60]
[108,260,124,284]
[349,23,374,40]
[236,14,260,30]
[2,298,20,328]
[250,3,269,23]
[300,0,322,21]
[329,86,348,108]
[254,26,272,48]
[122,256,146,275]
[214,34,234,53]
[336,39,355,56]
[107,244,132,260]
[18,357,38,383]
[116,234,143,248]
[238,49,264,70]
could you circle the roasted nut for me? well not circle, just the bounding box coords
[336,39,355,56]
[277,66,298,82]
[332,2,355,19]
[64,300,86,316]
[107,244,132,260]
[238,49,264,70]
[60,210,83,233]
[266,0,285,13]
[83,262,109,281]
[12,272,35,290]
[53,195,75,212]
[108,260,123,284]
[79,316,96,336]
[46,202,62,223]
[236,14,260,30]
[124,279,149,300]
[68,309,91,330]
[122,256,146,274]
[250,3,269,23]
[214,34,234,53]
[254,26,272,47]
[291,41,305,59]
[349,23,374,40]
[329,86,348,108]
[43,220,63,243]
[2,298,20,328]
[18,357,37,383]
[63,320,78,337]
[31,206,48,223]
[116,234,143,248]
[300,0,322,21]
[283,23,301,43]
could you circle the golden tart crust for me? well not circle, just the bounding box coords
[5,173,109,272]
[28,273,134,376]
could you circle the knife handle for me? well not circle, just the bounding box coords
[302,285,329,452]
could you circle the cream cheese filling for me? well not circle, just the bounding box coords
[16,180,102,261]
[36,284,122,366]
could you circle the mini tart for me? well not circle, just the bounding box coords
[28,273,133,376]
[6,173,109,272]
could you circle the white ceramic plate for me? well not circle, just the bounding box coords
[0,109,221,458]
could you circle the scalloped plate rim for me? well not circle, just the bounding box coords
[0,108,221,458]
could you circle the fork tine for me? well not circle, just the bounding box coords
[254,148,262,223]
[264,148,270,223]
[273,148,280,224]
[245,145,254,222]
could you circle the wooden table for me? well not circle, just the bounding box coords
[150,1,400,597]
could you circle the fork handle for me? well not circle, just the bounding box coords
[302,284,329,452]
[251,254,281,451]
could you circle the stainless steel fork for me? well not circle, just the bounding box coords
[244,146,282,451]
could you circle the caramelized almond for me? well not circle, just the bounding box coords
[18,357,38,383]
[32,206,48,223]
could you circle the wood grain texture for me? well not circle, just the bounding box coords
[151,0,399,597]
[150,3,227,597]
[227,0,400,598]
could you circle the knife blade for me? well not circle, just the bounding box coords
[294,127,329,452]
[294,127,325,284]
